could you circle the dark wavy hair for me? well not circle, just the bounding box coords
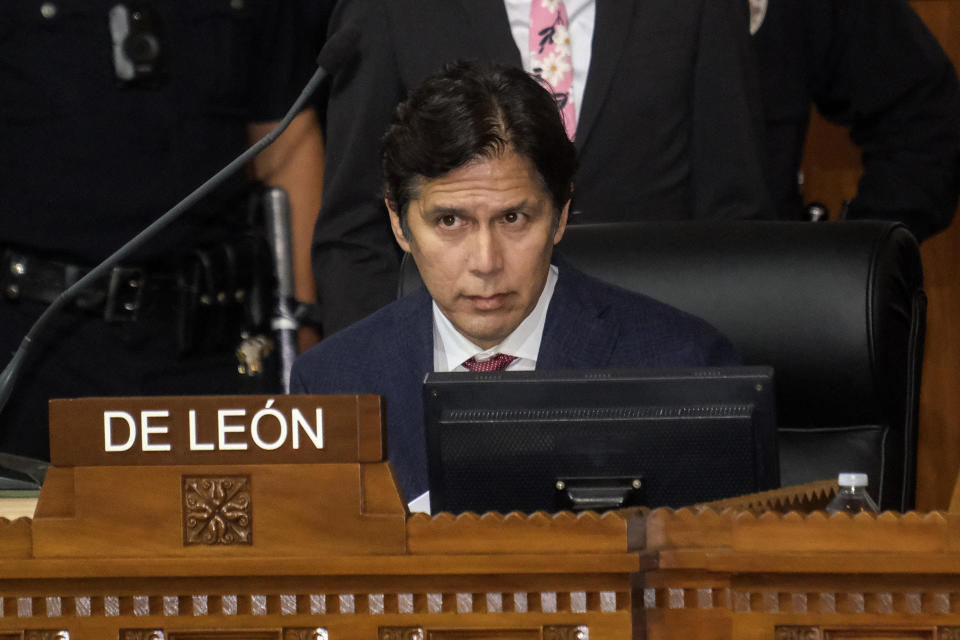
[381,60,577,228]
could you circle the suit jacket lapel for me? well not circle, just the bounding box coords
[457,0,523,65]
[537,263,620,369]
[396,287,434,380]
[576,0,636,151]
[383,288,434,498]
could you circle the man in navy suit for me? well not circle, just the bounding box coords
[291,62,736,507]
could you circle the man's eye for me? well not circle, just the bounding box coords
[504,212,521,224]
[439,215,458,227]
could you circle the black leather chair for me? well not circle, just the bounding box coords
[399,221,926,511]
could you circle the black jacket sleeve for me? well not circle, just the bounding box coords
[311,0,405,336]
[828,0,960,240]
[755,0,960,240]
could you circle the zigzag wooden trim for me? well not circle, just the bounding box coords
[693,479,839,514]
[410,507,641,523]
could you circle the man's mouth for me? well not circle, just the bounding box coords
[466,293,508,311]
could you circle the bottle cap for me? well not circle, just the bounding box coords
[837,472,868,487]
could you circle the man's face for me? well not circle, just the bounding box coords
[388,150,569,350]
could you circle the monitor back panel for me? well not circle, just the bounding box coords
[423,367,777,514]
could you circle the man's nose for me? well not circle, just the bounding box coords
[468,227,503,276]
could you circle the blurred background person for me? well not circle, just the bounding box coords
[750,0,960,240]
[311,0,774,338]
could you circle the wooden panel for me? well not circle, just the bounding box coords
[824,631,934,640]
[909,1,960,512]
[639,505,960,637]
[774,628,939,640]
[800,0,960,510]
[167,633,280,640]
[425,631,539,639]
[0,516,32,558]
[31,463,406,558]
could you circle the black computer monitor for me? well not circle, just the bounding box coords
[423,366,778,514]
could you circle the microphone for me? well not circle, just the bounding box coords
[0,26,359,414]
[261,186,298,393]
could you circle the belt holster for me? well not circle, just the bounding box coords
[175,233,272,356]
[1,249,147,322]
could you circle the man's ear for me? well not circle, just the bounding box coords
[552,200,571,245]
[386,198,412,253]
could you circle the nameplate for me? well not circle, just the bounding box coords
[48,394,384,467]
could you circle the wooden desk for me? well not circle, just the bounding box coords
[0,394,647,638]
[0,507,639,639]
[5,500,960,639]
[6,395,957,638]
[641,508,960,639]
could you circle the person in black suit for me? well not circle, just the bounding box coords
[752,0,960,240]
[292,61,737,505]
[312,0,773,337]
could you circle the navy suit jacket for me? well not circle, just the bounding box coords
[291,263,737,501]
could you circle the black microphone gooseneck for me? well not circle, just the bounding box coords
[0,27,359,414]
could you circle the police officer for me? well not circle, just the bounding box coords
[0,0,325,460]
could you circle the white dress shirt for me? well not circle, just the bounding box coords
[503,0,596,121]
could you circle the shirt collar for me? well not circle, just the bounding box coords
[433,264,559,371]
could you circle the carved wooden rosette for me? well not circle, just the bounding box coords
[941,628,960,640]
[23,632,69,640]
[182,475,252,546]
[543,626,589,640]
[378,628,423,640]
[282,629,329,640]
[120,631,164,640]
[774,627,820,640]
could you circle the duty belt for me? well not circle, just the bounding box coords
[1,249,167,322]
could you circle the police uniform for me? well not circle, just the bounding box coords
[0,0,310,459]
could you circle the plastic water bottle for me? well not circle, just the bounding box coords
[825,473,880,514]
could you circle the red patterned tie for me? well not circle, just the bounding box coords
[462,354,517,372]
